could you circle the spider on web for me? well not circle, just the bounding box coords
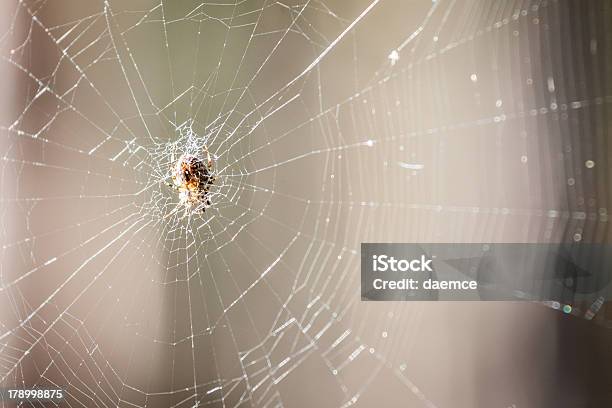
[164,145,216,218]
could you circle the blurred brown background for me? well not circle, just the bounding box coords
[1,0,611,407]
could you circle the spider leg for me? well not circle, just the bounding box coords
[206,150,214,169]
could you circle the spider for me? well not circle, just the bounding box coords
[164,146,216,218]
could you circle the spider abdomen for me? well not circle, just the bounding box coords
[170,151,215,215]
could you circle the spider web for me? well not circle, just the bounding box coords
[1,0,610,407]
